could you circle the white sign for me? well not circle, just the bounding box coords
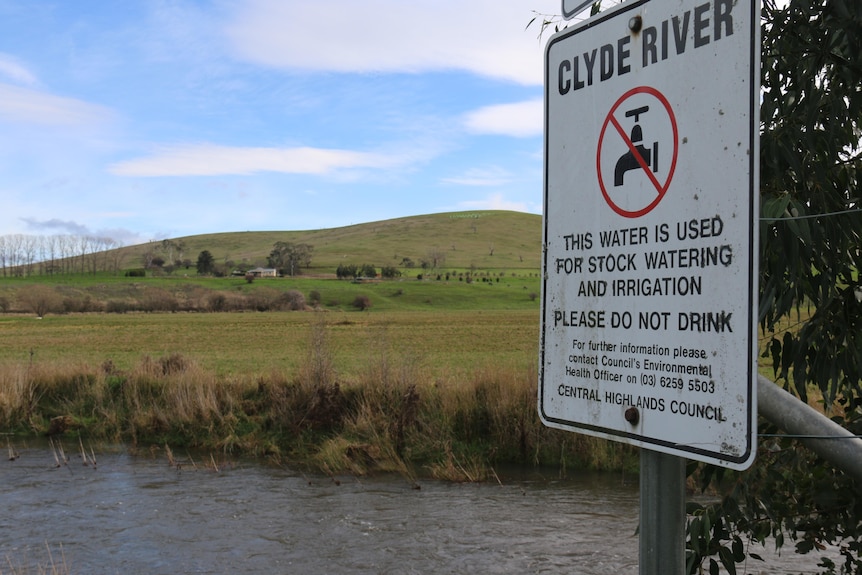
[540,0,759,469]
[562,0,594,20]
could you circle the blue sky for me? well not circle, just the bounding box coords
[0,1,564,246]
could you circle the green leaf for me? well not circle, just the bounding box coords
[732,536,745,562]
[719,546,737,575]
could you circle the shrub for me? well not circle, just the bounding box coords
[208,293,227,312]
[206,291,245,312]
[140,288,179,313]
[18,285,61,317]
[106,300,131,314]
[280,289,306,311]
[159,353,190,375]
[308,290,322,307]
[125,269,146,277]
[245,287,283,311]
[380,266,401,279]
[62,295,101,313]
[352,295,372,311]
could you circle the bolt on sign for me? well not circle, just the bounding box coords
[539,0,760,469]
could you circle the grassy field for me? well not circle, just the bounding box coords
[0,272,541,314]
[0,270,541,312]
[0,309,540,377]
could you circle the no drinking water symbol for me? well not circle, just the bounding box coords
[597,86,678,218]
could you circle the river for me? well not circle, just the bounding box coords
[1,440,837,574]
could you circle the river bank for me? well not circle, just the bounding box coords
[0,319,638,480]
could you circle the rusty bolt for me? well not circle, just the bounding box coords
[629,15,643,33]
[624,407,640,425]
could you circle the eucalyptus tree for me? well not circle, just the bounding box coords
[267,241,313,276]
[694,1,862,573]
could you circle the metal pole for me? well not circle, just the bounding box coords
[640,449,686,575]
[758,374,862,484]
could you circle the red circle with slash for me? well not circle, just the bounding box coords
[596,86,678,218]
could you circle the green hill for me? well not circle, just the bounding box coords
[121,210,542,275]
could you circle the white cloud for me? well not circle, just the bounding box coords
[19,216,144,246]
[442,166,512,187]
[0,83,113,126]
[108,143,406,177]
[464,99,543,137]
[20,217,90,235]
[0,53,37,85]
[225,0,558,85]
[457,192,531,212]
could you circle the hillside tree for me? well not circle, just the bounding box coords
[196,250,215,275]
[268,241,313,276]
[359,264,377,278]
[425,247,446,270]
[336,263,358,279]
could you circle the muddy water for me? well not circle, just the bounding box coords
[0,441,834,574]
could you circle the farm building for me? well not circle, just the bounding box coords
[247,267,278,278]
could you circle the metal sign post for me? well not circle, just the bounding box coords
[541,0,760,572]
[640,450,685,574]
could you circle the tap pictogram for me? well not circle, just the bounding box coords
[614,106,659,186]
[597,86,678,218]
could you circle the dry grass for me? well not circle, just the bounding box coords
[1,543,70,575]
[0,314,639,479]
